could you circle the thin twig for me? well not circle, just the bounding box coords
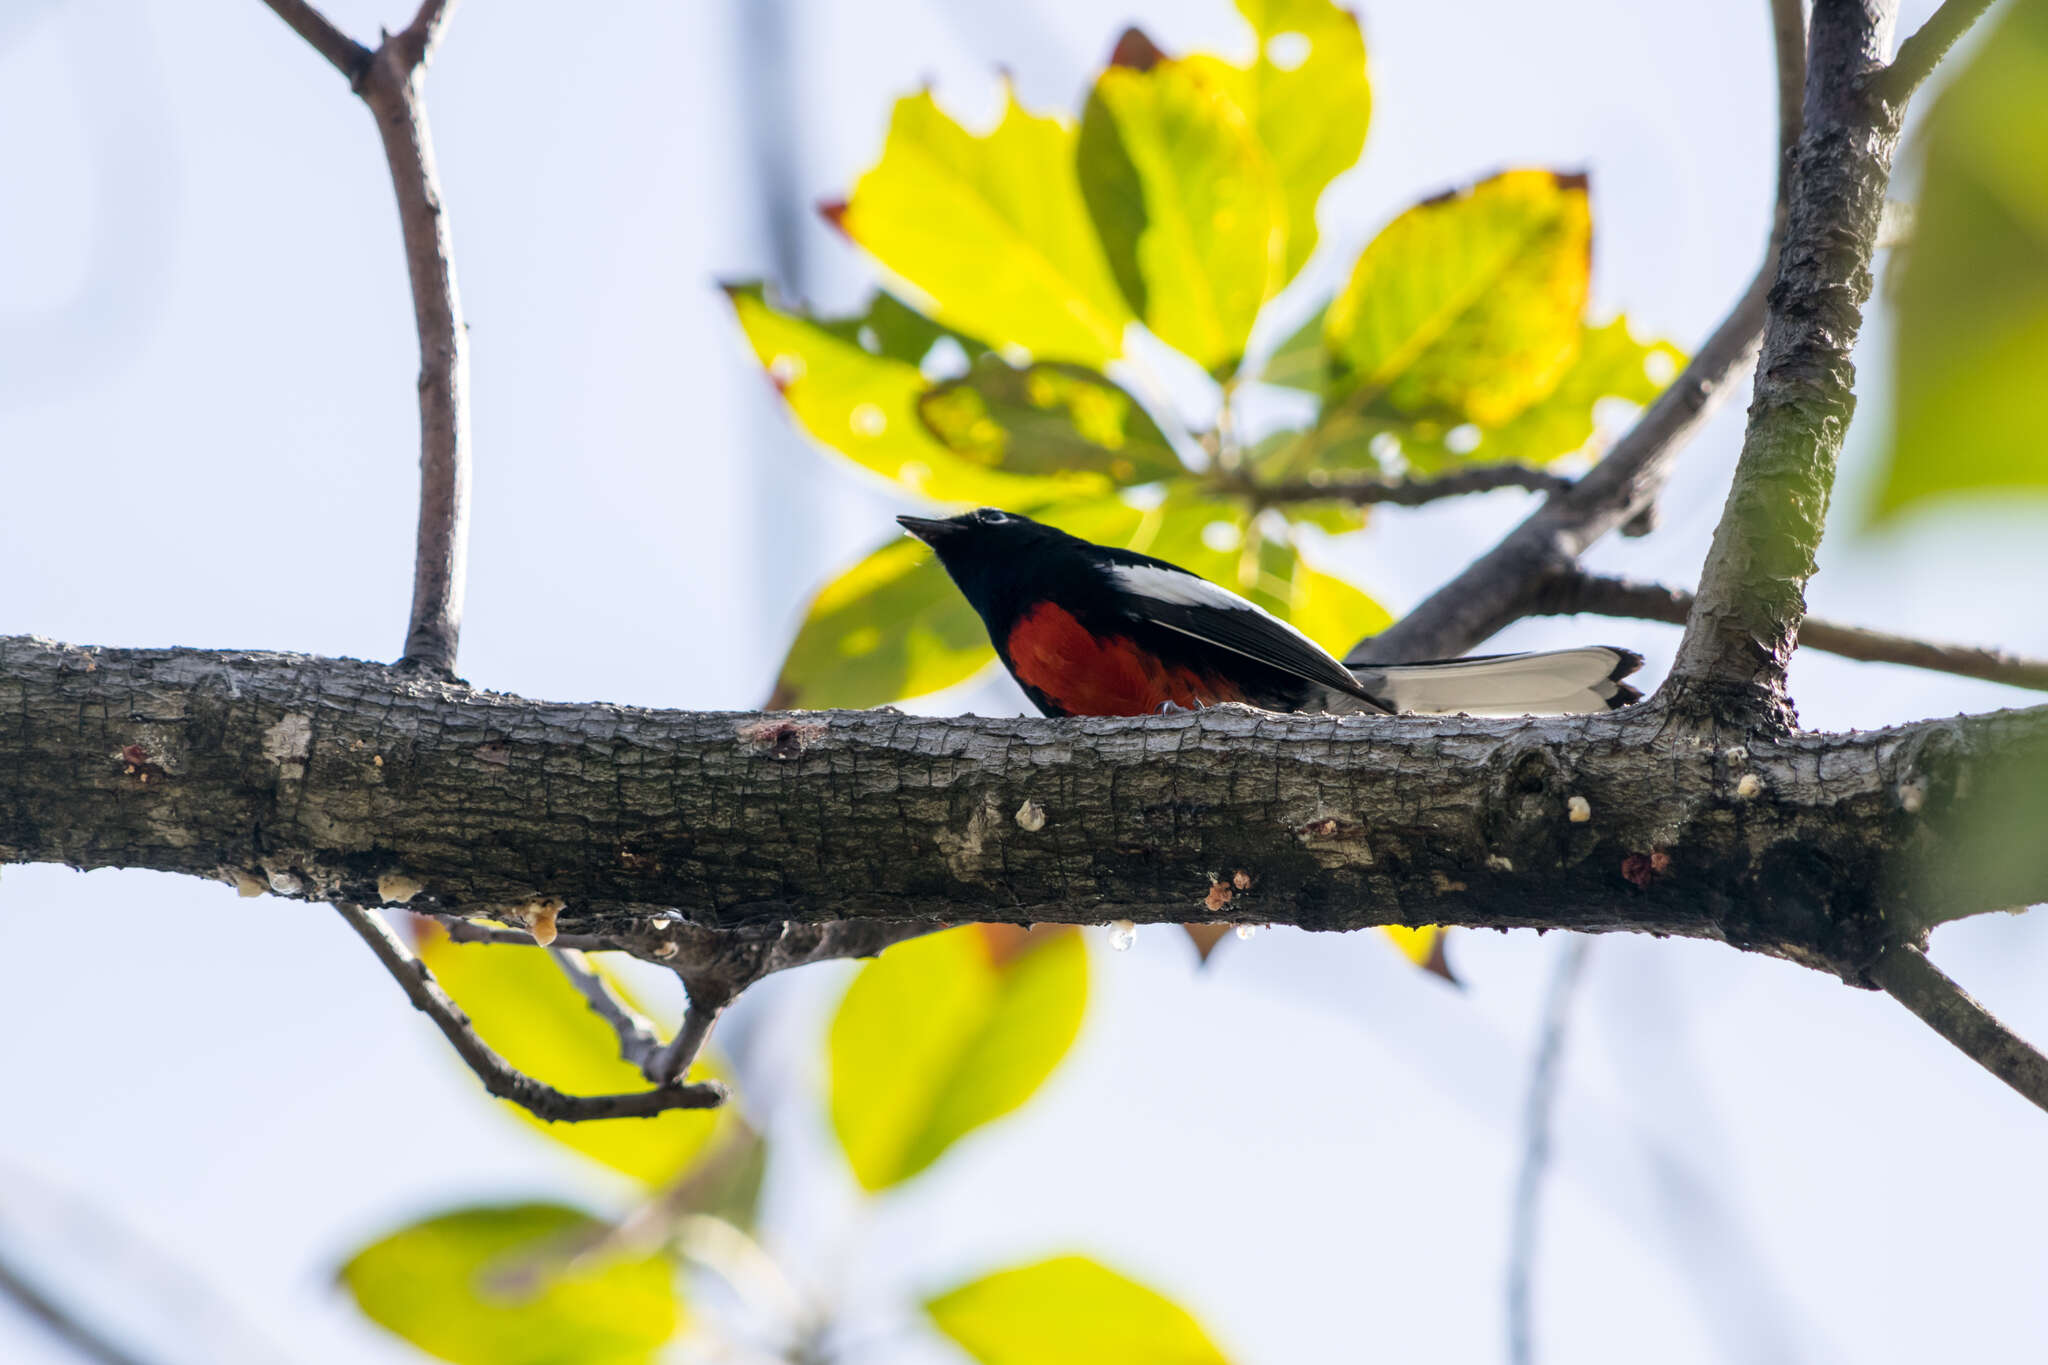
[1535,572,2048,691]
[1349,0,1805,665]
[336,904,725,1120]
[549,947,669,1079]
[257,0,472,677]
[256,0,369,83]
[655,984,731,1086]
[1244,465,1574,509]
[1871,944,2048,1116]
[0,1248,161,1365]
[1871,0,1997,104]
[1505,935,1593,1365]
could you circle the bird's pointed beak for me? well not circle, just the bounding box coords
[896,514,958,545]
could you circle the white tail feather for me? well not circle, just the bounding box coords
[1355,647,1639,716]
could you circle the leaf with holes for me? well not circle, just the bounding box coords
[832,90,1134,366]
[730,286,1106,507]
[919,357,1185,484]
[341,1203,679,1365]
[927,1256,1234,1365]
[1182,0,1372,283]
[1079,57,1284,376]
[1878,0,2048,518]
[830,925,1087,1191]
[1324,170,1592,427]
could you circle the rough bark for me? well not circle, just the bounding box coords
[5,636,2040,984]
[1667,0,1904,727]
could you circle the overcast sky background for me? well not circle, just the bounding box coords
[4,1,2045,1362]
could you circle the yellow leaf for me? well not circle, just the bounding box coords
[927,1256,1234,1365]
[837,91,1134,367]
[829,927,1087,1191]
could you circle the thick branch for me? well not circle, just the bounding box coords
[259,0,472,677]
[1871,0,1997,104]
[1666,0,1903,727]
[1350,0,1806,666]
[1534,573,2048,691]
[1871,944,2048,1116]
[336,903,725,1120]
[1245,465,1574,509]
[7,638,2046,982]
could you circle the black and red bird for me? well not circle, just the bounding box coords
[898,507,1642,719]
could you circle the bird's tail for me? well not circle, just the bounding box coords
[1347,646,1644,716]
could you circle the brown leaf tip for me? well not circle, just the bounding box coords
[1552,169,1592,194]
[816,199,850,236]
[1109,26,1165,71]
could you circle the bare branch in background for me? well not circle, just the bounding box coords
[1243,465,1574,510]
[1871,0,1998,104]
[1349,0,1807,667]
[336,904,726,1120]
[1534,572,2048,692]
[0,1250,161,1365]
[654,985,731,1087]
[1505,935,1594,1365]
[257,0,472,677]
[1871,945,2048,1117]
[1663,0,1903,726]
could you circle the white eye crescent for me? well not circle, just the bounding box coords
[977,508,1011,525]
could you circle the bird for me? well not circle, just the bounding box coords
[897,507,1642,719]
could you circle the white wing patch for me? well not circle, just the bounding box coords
[1107,563,1341,662]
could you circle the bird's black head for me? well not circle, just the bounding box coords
[897,508,1100,636]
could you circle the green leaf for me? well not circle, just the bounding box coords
[830,926,1087,1191]
[1324,169,1593,426]
[730,286,1109,507]
[919,357,1185,484]
[340,1203,679,1365]
[1183,0,1372,282]
[771,534,995,710]
[1398,315,1684,471]
[813,287,991,368]
[1079,59,1284,376]
[1878,0,2048,518]
[1259,301,1329,391]
[836,90,1134,367]
[415,927,729,1187]
[926,1256,1233,1365]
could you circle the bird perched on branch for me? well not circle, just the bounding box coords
[898,507,1641,719]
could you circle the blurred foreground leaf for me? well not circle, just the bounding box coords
[927,1256,1232,1365]
[416,926,728,1187]
[835,90,1134,366]
[830,926,1087,1191]
[1382,924,1460,985]
[341,1203,678,1365]
[1879,0,2048,517]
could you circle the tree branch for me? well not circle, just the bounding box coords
[1870,944,2048,1117]
[258,0,472,677]
[335,903,725,1120]
[1665,0,1903,728]
[0,1249,162,1365]
[1243,465,1574,509]
[1534,573,2048,692]
[1506,934,1593,1365]
[1870,0,1997,104]
[7,638,2045,983]
[256,0,370,84]
[1350,0,1807,666]
[549,947,670,1079]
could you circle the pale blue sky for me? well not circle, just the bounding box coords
[3,2,2044,1363]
